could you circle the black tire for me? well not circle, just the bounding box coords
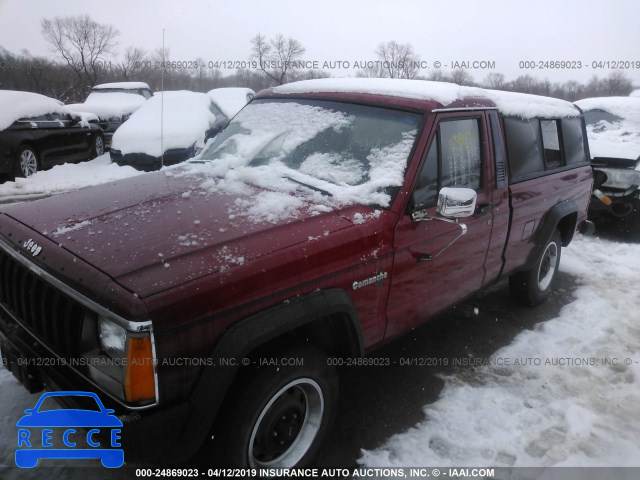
[510,229,562,306]
[14,145,39,178]
[91,134,105,159]
[213,345,338,468]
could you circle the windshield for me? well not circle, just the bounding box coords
[583,109,624,126]
[196,98,421,208]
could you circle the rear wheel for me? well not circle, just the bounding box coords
[510,229,562,306]
[213,346,338,468]
[14,146,39,178]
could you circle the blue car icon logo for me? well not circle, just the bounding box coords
[16,391,124,468]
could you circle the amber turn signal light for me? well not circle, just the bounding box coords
[124,335,156,404]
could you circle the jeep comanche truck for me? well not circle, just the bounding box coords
[0,78,593,468]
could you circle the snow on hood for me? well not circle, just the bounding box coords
[0,90,67,131]
[274,78,580,119]
[207,87,254,118]
[111,91,218,157]
[575,97,640,160]
[93,81,150,90]
[66,91,147,119]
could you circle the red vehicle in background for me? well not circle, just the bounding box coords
[0,78,592,468]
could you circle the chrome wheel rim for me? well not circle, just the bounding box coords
[20,150,38,177]
[537,242,558,291]
[95,136,104,156]
[248,378,324,468]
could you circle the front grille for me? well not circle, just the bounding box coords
[0,248,87,358]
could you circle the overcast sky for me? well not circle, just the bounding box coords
[1,0,639,85]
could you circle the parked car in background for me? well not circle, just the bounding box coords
[0,78,592,468]
[66,82,152,148]
[0,90,104,179]
[110,90,228,171]
[575,96,640,233]
[207,87,254,119]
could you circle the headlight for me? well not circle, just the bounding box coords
[98,316,126,359]
[598,168,640,188]
[83,315,157,406]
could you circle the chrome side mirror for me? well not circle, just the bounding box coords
[437,187,477,218]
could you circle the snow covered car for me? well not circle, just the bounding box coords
[575,96,640,233]
[207,87,254,119]
[66,82,153,148]
[110,90,228,171]
[0,90,104,179]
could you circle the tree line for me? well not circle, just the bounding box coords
[0,14,635,103]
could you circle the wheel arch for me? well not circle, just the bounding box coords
[166,288,362,463]
[523,200,577,271]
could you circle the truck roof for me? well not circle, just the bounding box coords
[266,78,580,119]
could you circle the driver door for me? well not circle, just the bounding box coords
[386,111,495,338]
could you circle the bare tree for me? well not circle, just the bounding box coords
[41,15,119,95]
[374,41,421,79]
[450,69,475,86]
[602,71,633,96]
[427,69,448,82]
[482,72,506,90]
[251,33,305,85]
[117,46,147,80]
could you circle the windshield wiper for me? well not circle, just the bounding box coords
[284,176,333,197]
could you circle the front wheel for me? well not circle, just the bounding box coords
[91,134,105,158]
[14,146,39,178]
[510,229,562,306]
[214,346,338,468]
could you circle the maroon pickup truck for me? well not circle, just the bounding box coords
[0,78,592,468]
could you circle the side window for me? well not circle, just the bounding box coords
[440,119,481,190]
[541,120,564,168]
[413,117,482,210]
[413,140,438,208]
[561,117,588,165]
[504,117,545,179]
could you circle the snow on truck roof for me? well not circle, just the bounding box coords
[0,90,67,131]
[273,78,580,119]
[93,81,150,90]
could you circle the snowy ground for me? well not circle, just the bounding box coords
[360,235,640,468]
[0,153,142,202]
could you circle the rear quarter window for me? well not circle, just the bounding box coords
[561,117,588,165]
[504,117,545,179]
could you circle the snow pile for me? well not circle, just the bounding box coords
[207,87,254,118]
[575,97,640,160]
[112,91,217,157]
[629,89,640,98]
[274,78,579,119]
[360,235,640,468]
[0,154,143,200]
[66,91,147,120]
[180,100,417,223]
[0,90,67,131]
[93,81,150,90]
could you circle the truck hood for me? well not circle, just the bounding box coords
[1,170,358,298]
